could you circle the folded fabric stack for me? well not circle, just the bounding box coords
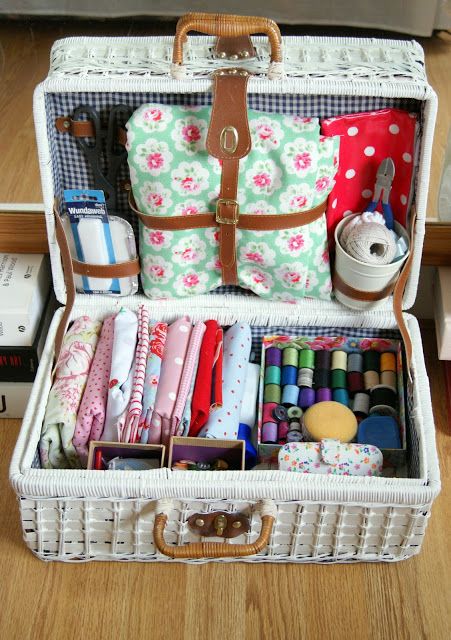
[39,308,256,468]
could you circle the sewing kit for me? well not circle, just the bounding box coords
[10,13,440,563]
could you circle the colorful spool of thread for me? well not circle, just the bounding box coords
[287,406,303,420]
[331,369,347,389]
[364,370,380,390]
[333,388,349,406]
[315,350,331,370]
[265,365,281,385]
[347,352,363,373]
[282,347,298,367]
[298,348,315,370]
[363,350,380,373]
[347,371,364,396]
[266,347,282,367]
[278,421,289,443]
[281,365,298,386]
[298,387,315,409]
[314,368,330,389]
[262,402,278,424]
[381,370,397,388]
[380,352,396,372]
[369,384,398,417]
[316,387,332,402]
[331,350,347,371]
[297,368,314,387]
[264,384,281,404]
[353,392,370,418]
[262,421,278,444]
[273,404,288,422]
[282,384,300,407]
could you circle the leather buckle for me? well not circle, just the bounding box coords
[216,198,239,225]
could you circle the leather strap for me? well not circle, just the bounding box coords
[53,202,77,366]
[55,117,127,146]
[72,257,140,278]
[130,190,326,231]
[332,272,395,302]
[206,71,250,285]
[215,35,256,59]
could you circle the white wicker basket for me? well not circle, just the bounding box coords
[10,28,441,562]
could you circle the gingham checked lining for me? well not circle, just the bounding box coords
[46,92,422,230]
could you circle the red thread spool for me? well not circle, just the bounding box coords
[347,371,364,396]
[262,402,278,423]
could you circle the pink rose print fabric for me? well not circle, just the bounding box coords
[199,323,252,440]
[150,316,193,446]
[127,104,339,302]
[39,316,101,469]
[72,315,115,467]
[321,108,417,241]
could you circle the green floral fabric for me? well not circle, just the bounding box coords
[126,104,339,302]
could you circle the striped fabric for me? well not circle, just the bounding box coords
[121,305,150,443]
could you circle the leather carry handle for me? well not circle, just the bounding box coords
[172,12,283,65]
[153,511,275,559]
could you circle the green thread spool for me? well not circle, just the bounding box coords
[282,347,298,367]
[331,369,347,389]
[264,384,281,404]
[264,366,281,385]
[298,348,315,369]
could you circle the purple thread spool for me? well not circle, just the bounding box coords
[262,421,278,444]
[316,387,332,403]
[298,387,315,409]
[265,347,282,368]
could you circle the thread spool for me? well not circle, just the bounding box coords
[331,350,347,371]
[264,384,281,404]
[287,406,303,420]
[265,365,281,385]
[347,352,363,373]
[288,420,301,431]
[333,388,349,406]
[278,421,289,443]
[262,402,278,424]
[298,349,315,369]
[364,370,380,390]
[381,370,397,388]
[298,387,315,409]
[297,368,314,388]
[262,421,278,444]
[316,387,332,402]
[363,350,380,372]
[314,368,330,389]
[347,371,364,395]
[281,365,298,386]
[315,350,331,369]
[343,221,397,265]
[266,347,282,367]
[331,369,347,389]
[369,384,398,417]
[282,347,298,367]
[287,429,303,443]
[273,404,288,422]
[282,385,299,407]
[380,352,396,372]
[353,392,370,417]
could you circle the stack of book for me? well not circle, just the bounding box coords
[0,253,52,418]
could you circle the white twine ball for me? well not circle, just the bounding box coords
[343,221,397,265]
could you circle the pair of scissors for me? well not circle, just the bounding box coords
[72,104,131,213]
[366,157,395,231]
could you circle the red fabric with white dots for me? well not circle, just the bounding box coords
[321,108,417,242]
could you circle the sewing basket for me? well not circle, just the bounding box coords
[9,13,441,563]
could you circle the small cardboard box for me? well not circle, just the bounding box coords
[168,436,245,470]
[87,441,165,470]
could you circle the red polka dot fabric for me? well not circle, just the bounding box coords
[321,108,417,243]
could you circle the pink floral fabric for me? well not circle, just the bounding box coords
[39,316,101,469]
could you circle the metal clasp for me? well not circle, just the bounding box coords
[220,125,239,154]
[216,198,239,225]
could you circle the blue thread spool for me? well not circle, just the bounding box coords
[282,384,299,407]
[333,388,350,407]
[298,387,315,409]
[281,365,298,386]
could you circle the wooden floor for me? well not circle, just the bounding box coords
[1,19,451,640]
